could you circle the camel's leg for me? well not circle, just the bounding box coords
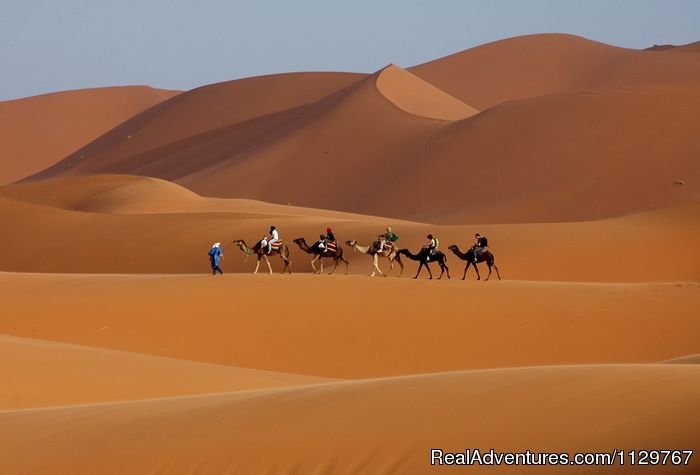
[494,264,501,280]
[254,258,260,275]
[395,255,404,277]
[442,259,450,279]
[320,258,324,274]
[413,262,421,279]
[265,255,273,275]
[486,265,492,281]
[329,257,338,275]
[426,262,434,280]
[281,255,291,274]
[372,254,385,277]
[462,262,469,280]
[437,261,445,280]
[310,256,319,274]
[474,263,481,280]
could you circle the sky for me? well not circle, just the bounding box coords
[1,0,699,100]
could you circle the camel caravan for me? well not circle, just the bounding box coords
[213,226,501,280]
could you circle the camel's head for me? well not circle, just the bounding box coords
[292,238,303,244]
[448,244,458,252]
[233,240,250,252]
[345,240,357,248]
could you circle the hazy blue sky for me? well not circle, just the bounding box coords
[1,0,699,100]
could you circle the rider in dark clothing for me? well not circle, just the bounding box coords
[471,233,488,263]
[319,227,336,252]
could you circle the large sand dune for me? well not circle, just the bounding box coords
[0,86,179,184]
[24,38,700,223]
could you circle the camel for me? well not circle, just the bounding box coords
[397,248,450,280]
[448,245,501,281]
[233,239,292,275]
[345,239,403,277]
[293,237,349,275]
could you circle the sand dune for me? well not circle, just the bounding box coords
[418,84,700,223]
[0,334,331,409]
[1,364,698,474]
[25,72,700,223]
[409,33,700,109]
[646,40,700,53]
[375,64,478,120]
[0,86,178,184]
[25,72,365,181]
[1,272,698,378]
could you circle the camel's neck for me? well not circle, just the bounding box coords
[354,244,371,254]
[452,247,468,258]
[296,240,312,252]
[401,250,420,260]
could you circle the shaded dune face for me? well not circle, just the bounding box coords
[0,86,179,184]
[26,72,367,181]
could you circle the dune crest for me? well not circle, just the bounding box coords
[375,64,478,120]
[0,335,332,409]
[409,33,700,108]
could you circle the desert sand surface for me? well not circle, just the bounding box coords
[1,365,698,474]
[0,273,698,379]
[1,32,699,474]
[0,86,179,184]
[0,334,331,409]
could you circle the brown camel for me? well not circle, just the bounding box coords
[345,239,403,277]
[448,245,501,280]
[397,248,450,280]
[293,237,349,275]
[233,239,292,275]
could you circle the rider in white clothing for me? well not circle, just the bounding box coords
[267,226,279,254]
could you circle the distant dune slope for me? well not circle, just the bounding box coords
[25,72,366,180]
[409,33,700,109]
[0,86,179,184]
[418,84,700,223]
[1,365,698,474]
[0,335,331,409]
